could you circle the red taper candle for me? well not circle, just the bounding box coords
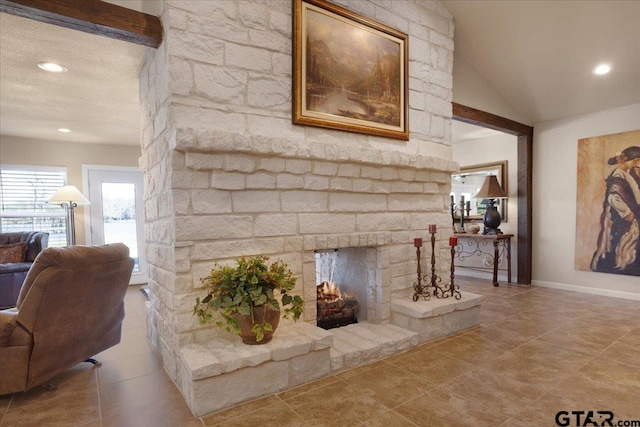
[449,236,458,246]
[414,238,423,247]
[428,224,437,234]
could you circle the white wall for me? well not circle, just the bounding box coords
[452,132,518,280]
[532,103,640,299]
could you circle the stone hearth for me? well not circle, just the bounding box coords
[180,292,481,416]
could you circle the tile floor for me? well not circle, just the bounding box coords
[1,278,639,426]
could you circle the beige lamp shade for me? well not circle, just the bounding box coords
[47,185,90,206]
[474,175,507,199]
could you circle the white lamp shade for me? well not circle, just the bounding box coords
[47,185,91,205]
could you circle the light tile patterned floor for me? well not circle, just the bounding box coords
[1,279,639,426]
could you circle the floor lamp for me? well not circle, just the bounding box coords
[48,185,90,246]
[474,175,507,235]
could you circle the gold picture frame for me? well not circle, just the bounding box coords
[293,0,409,140]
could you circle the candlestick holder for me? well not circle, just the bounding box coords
[411,242,430,301]
[434,242,462,300]
[412,230,444,301]
[457,200,466,233]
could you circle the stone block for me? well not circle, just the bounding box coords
[329,193,387,213]
[169,56,193,96]
[299,214,356,234]
[174,105,245,135]
[257,157,286,172]
[187,360,289,416]
[171,170,209,189]
[329,347,345,372]
[247,76,290,109]
[356,213,409,232]
[185,152,224,171]
[192,238,284,260]
[224,155,256,173]
[304,176,329,190]
[290,322,333,350]
[210,171,245,190]
[246,172,276,189]
[276,173,304,189]
[171,31,224,65]
[254,214,298,237]
[313,161,338,176]
[289,348,331,387]
[175,215,253,240]
[269,328,313,361]
[337,164,361,177]
[281,191,328,212]
[191,190,232,214]
[388,194,432,212]
[225,43,271,73]
[441,307,481,335]
[194,64,245,104]
[330,177,353,191]
[232,190,280,213]
[286,159,312,174]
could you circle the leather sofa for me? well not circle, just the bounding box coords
[0,232,49,309]
[0,243,134,395]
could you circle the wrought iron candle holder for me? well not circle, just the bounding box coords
[412,226,461,301]
[436,237,462,300]
[451,197,472,233]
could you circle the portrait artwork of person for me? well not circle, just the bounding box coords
[590,146,640,276]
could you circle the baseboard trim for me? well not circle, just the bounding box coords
[532,280,640,301]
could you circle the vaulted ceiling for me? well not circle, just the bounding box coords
[1,1,638,146]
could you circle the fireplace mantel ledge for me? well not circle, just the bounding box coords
[391,292,483,319]
[180,321,332,381]
[174,130,458,173]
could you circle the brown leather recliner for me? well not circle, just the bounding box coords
[0,243,134,395]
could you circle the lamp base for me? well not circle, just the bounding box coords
[483,227,502,235]
[482,200,502,236]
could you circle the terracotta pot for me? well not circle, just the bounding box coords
[235,306,280,345]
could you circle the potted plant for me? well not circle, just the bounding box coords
[193,255,304,344]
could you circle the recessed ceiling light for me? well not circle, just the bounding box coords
[594,64,611,75]
[37,62,68,73]
[57,128,71,133]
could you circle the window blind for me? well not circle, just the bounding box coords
[0,166,67,247]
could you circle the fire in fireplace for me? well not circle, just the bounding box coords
[315,250,363,330]
[316,280,360,330]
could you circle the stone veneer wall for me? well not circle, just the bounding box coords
[139,0,456,398]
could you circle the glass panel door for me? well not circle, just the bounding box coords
[86,168,146,285]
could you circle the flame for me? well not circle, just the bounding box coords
[319,280,343,300]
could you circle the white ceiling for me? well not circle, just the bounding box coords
[0,1,638,147]
[443,0,640,124]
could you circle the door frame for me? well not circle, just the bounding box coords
[82,164,147,284]
[452,103,533,284]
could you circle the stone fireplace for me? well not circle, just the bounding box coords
[138,0,473,418]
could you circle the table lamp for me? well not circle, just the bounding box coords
[474,175,507,235]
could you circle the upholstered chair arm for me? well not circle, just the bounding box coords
[0,308,19,347]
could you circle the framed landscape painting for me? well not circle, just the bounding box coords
[293,0,409,140]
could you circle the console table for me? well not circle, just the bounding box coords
[453,233,513,286]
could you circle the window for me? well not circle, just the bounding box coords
[0,166,67,247]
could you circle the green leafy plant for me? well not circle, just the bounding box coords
[193,255,304,342]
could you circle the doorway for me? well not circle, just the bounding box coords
[83,165,147,285]
[452,103,533,284]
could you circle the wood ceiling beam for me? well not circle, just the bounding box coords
[0,0,162,48]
